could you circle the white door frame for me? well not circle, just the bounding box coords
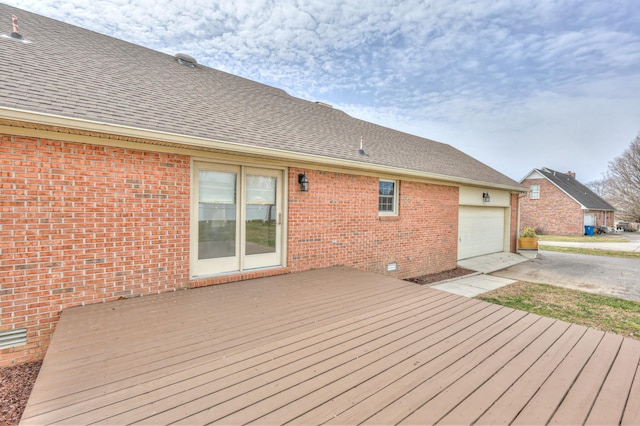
[191,161,286,278]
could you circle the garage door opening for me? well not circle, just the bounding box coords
[458,206,505,260]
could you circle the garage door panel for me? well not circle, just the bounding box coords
[458,207,505,260]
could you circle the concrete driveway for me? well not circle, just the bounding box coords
[433,234,640,300]
[492,249,640,302]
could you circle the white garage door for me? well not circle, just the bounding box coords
[458,206,505,260]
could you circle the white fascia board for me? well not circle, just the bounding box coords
[1,106,525,192]
[519,168,540,183]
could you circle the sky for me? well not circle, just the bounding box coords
[5,0,640,183]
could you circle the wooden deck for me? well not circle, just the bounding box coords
[21,267,640,425]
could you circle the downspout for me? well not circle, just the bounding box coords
[516,191,526,252]
[517,193,521,252]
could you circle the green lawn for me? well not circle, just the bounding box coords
[246,220,276,248]
[478,281,640,339]
[538,234,627,243]
[539,245,640,259]
[198,220,276,248]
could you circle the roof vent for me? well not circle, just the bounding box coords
[11,15,21,39]
[1,15,31,44]
[175,53,197,68]
[315,101,333,108]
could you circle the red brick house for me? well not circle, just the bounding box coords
[0,5,524,365]
[520,168,616,235]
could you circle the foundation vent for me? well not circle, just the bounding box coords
[0,328,27,349]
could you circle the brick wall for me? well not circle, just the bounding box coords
[1,135,191,366]
[1,136,460,366]
[520,178,583,235]
[510,193,519,252]
[287,169,459,279]
[585,210,615,228]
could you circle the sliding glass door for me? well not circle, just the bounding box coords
[195,164,239,274]
[243,169,281,269]
[192,162,283,277]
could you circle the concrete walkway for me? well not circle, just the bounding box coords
[458,251,538,274]
[431,252,534,297]
[430,274,517,298]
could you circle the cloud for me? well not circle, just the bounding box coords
[347,72,640,183]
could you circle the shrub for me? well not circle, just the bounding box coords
[521,226,537,238]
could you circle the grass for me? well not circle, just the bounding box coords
[198,220,276,248]
[537,234,627,243]
[536,233,638,258]
[478,281,640,339]
[539,245,640,259]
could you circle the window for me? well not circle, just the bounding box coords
[530,184,540,199]
[379,180,398,214]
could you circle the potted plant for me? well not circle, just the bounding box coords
[518,226,539,250]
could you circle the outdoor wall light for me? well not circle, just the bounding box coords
[298,172,309,192]
[482,192,491,203]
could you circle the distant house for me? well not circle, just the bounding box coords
[0,4,525,365]
[520,168,616,235]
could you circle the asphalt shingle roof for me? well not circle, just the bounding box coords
[537,168,616,211]
[0,4,523,190]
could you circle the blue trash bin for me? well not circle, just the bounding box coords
[584,225,594,236]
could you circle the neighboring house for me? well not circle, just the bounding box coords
[0,5,524,365]
[520,168,616,235]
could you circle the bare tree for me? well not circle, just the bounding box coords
[606,133,640,223]
[587,175,609,197]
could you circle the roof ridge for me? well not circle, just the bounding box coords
[535,167,615,211]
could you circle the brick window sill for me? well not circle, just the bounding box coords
[379,215,401,221]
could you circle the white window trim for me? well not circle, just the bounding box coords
[379,179,399,216]
[530,184,540,199]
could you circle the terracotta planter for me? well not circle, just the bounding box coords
[518,237,539,250]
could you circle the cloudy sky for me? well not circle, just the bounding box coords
[6,0,640,183]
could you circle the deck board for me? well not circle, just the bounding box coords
[135,299,492,425]
[214,304,503,425]
[473,325,587,424]
[271,308,528,425]
[544,332,623,425]
[308,308,533,424]
[20,267,640,426]
[58,291,459,424]
[586,337,640,425]
[437,323,587,425]
[622,356,640,425]
[101,295,473,425]
[392,317,561,425]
